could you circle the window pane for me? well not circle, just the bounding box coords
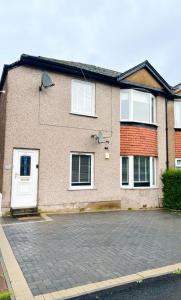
[133,92,150,123]
[140,156,146,181]
[152,158,156,185]
[71,154,92,186]
[72,80,95,116]
[20,156,31,176]
[80,155,91,184]
[146,157,150,182]
[151,97,155,123]
[175,102,181,128]
[177,160,181,167]
[72,155,79,184]
[122,157,129,185]
[134,156,150,187]
[134,156,139,182]
[121,92,129,120]
[83,84,93,115]
[176,159,181,169]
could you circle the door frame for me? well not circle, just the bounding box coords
[10,147,40,209]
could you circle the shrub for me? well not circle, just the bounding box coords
[162,169,181,209]
[0,292,12,299]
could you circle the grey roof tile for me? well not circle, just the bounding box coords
[37,56,120,78]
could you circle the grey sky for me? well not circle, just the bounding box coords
[0,0,180,86]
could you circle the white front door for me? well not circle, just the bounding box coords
[11,149,39,209]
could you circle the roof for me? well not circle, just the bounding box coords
[0,54,178,97]
[117,60,171,93]
[173,83,181,93]
[37,55,120,78]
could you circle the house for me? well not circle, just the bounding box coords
[0,54,180,215]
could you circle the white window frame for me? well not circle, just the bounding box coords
[120,89,156,124]
[150,157,157,187]
[120,156,156,189]
[174,100,181,128]
[120,156,133,188]
[69,152,94,190]
[71,79,96,117]
[175,158,181,169]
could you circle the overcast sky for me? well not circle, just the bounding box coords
[0,0,180,86]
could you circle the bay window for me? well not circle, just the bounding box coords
[120,156,156,188]
[120,90,156,124]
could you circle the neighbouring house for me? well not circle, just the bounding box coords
[0,54,180,215]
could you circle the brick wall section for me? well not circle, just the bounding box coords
[175,130,181,158]
[120,125,158,157]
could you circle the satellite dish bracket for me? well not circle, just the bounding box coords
[91,131,105,144]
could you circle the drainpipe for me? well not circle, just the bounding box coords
[165,97,169,169]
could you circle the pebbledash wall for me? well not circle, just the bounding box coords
[1,66,167,213]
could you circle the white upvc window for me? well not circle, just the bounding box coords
[71,79,95,116]
[175,158,181,169]
[70,152,94,190]
[120,89,156,124]
[174,101,181,128]
[120,156,156,188]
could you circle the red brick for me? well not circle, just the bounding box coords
[120,125,158,156]
[175,131,181,158]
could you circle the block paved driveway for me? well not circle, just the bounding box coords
[3,211,181,296]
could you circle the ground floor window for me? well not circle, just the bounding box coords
[175,158,181,169]
[70,153,94,189]
[121,156,156,188]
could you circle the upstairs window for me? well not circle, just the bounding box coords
[120,90,156,124]
[71,79,95,116]
[174,101,181,128]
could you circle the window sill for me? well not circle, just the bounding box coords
[70,112,98,118]
[120,121,158,128]
[68,186,96,191]
[120,186,158,190]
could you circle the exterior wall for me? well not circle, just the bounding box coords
[2,66,121,213]
[175,130,181,158]
[0,81,7,192]
[167,100,175,168]
[120,125,158,157]
[1,66,167,213]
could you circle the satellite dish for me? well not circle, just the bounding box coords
[97,131,104,143]
[39,72,55,91]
